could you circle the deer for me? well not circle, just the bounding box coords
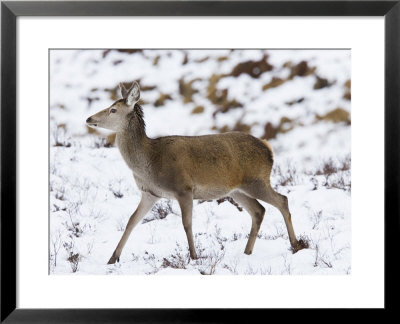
[86,81,307,265]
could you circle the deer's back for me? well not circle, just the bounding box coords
[147,132,273,199]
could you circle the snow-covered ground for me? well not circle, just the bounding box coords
[49,49,351,275]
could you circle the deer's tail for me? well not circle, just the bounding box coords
[262,139,274,163]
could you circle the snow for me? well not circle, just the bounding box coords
[49,49,351,275]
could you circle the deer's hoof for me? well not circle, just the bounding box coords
[244,248,253,255]
[291,239,309,254]
[190,253,199,260]
[107,256,120,264]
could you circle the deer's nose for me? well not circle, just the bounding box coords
[86,117,93,123]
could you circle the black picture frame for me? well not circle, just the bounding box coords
[1,0,399,322]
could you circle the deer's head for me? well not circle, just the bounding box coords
[86,81,141,132]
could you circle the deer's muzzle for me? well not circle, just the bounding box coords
[86,117,98,127]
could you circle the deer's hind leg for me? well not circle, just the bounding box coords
[230,192,265,255]
[241,181,302,252]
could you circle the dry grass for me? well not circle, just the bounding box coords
[272,161,298,188]
[143,200,174,223]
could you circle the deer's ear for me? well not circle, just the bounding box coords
[126,81,140,107]
[119,82,128,98]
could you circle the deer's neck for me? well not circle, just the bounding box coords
[116,113,151,174]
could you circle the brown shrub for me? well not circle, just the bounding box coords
[154,93,172,107]
[53,124,71,147]
[263,122,279,140]
[53,103,66,109]
[113,60,123,66]
[262,116,295,140]
[179,77,199,103]
[67,252,81,273]
[230,54,273,78]
[288,60,316,79]
[102,49,142,58]
[161,243,190,269]
[207,74,225,103]
[152,55,160,66]
[212,98,243,115]
[316,158,337,177]
[191,106,205,114]
[207,74,242,115]
[85,96,100,107]
[313,76,334,90]
[316,108,350,125]
[263,77,287,91]
[213,119,252,134]
[273,162,298,187]
[344,79,351,100]
[182,52,189,65]
[262,60,316,92]
[286,97,305,106]
[195,56,209,63]
[339,154,351,171]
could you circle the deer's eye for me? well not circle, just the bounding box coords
[110,108,117,113]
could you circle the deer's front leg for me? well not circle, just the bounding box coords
[107,192,159,264]
[177,192,198,260]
